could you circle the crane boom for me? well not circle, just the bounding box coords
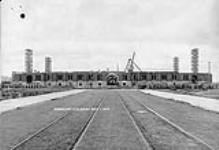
[124,51,141,72]
[129,51,136,71]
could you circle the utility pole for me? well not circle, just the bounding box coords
[208,61,211,83]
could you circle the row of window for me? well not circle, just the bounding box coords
[14,73,210,82]
[32,74,186,81]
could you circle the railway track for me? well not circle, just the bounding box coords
[10,111,70,150]
[119,94,153,150]
[10,98,104,150]
[119,93,215,150]
[6,90,216,150]
[69,98,104,150]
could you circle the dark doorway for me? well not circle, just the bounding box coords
[106,73,119,85]
[89,83,93,88]
[26,75,33,83]
[191,75,198,84]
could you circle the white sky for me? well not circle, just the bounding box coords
[1,0,219,81]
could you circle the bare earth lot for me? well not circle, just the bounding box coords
[161,89,219,100]
[0,90,219,150]
[191,89,219,99]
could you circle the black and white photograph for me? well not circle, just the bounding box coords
[0,0,219,149]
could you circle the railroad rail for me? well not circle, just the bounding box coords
[126,93,215,150]
[10,98,104,150]
[118,94,153,150]
[69,98,104,150]
[10,111,70,150]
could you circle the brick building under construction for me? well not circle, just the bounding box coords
[11,49,212,88]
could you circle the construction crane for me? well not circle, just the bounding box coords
[124,51,141,72]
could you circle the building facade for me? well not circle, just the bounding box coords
[12,71,212,88]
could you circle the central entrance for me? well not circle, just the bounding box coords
[26,75,33,83]
[106,73,119,86]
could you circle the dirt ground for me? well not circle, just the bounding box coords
[133,91,219,149]
[160,89,219,100]
[0,90,218,150]
[191,89,219,99]
[0,91,99,149]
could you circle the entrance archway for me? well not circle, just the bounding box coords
[26,75,33,83]
[191,75,198,84]
[106,73,119,85]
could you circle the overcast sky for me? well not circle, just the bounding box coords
[1,0,219,81]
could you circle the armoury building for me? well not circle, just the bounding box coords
[12,71,211,88]
[11,49,212,88]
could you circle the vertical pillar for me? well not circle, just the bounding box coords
[191,48,199,74]
[173,57,179,72]
[25,49,33,73]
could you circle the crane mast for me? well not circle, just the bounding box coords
[124,51,142,86]
[125,51,141,73]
